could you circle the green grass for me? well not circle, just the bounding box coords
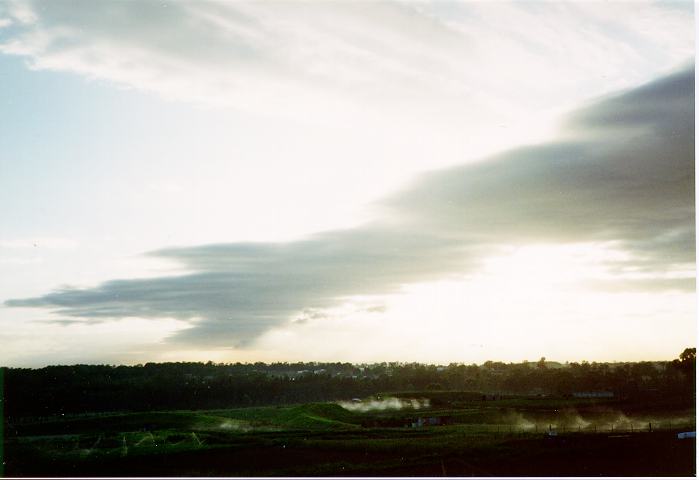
[209,403,363,430]
[4,394,695,476]
[6,401,365,463]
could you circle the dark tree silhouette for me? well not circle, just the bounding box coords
[2,352,694,420]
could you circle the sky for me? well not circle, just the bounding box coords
[0,0,695,367]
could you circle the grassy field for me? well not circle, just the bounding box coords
[4,392,695,476]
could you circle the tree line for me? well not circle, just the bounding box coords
[2,348,694,419]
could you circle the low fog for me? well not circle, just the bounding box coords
[338,397,431,412]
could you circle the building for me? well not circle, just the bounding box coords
[572,391,614,398]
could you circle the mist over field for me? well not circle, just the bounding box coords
[3,351,695,476]
[338,397,431,412]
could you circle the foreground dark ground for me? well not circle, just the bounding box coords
[4,392,695,477]
[6,430,695,476]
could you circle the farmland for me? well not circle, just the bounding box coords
[4,391,695,476]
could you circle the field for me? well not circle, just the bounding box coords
[4,392,695,476]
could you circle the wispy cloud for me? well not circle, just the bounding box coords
[6,67,694,347]
[0,237,78,249]
[0,0,692,126]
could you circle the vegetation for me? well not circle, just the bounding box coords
[1,350,694,476]
[4,391,695,476]
[3,351,694,420]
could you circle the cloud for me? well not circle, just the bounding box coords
[0,256,42,265]
[6,67,694,347]
[0,0,692,124]
[33,318,99,327]
[388,68,695,269]
[0,237,79,249]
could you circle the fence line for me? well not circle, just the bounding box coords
[445,422,696,436]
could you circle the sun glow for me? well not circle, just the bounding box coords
[252,243,694,364]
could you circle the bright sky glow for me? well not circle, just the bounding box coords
[0,0,694,366]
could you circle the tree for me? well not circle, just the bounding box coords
[679,348,696,364]
[666,348,696,396]
[674,348,696,379]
